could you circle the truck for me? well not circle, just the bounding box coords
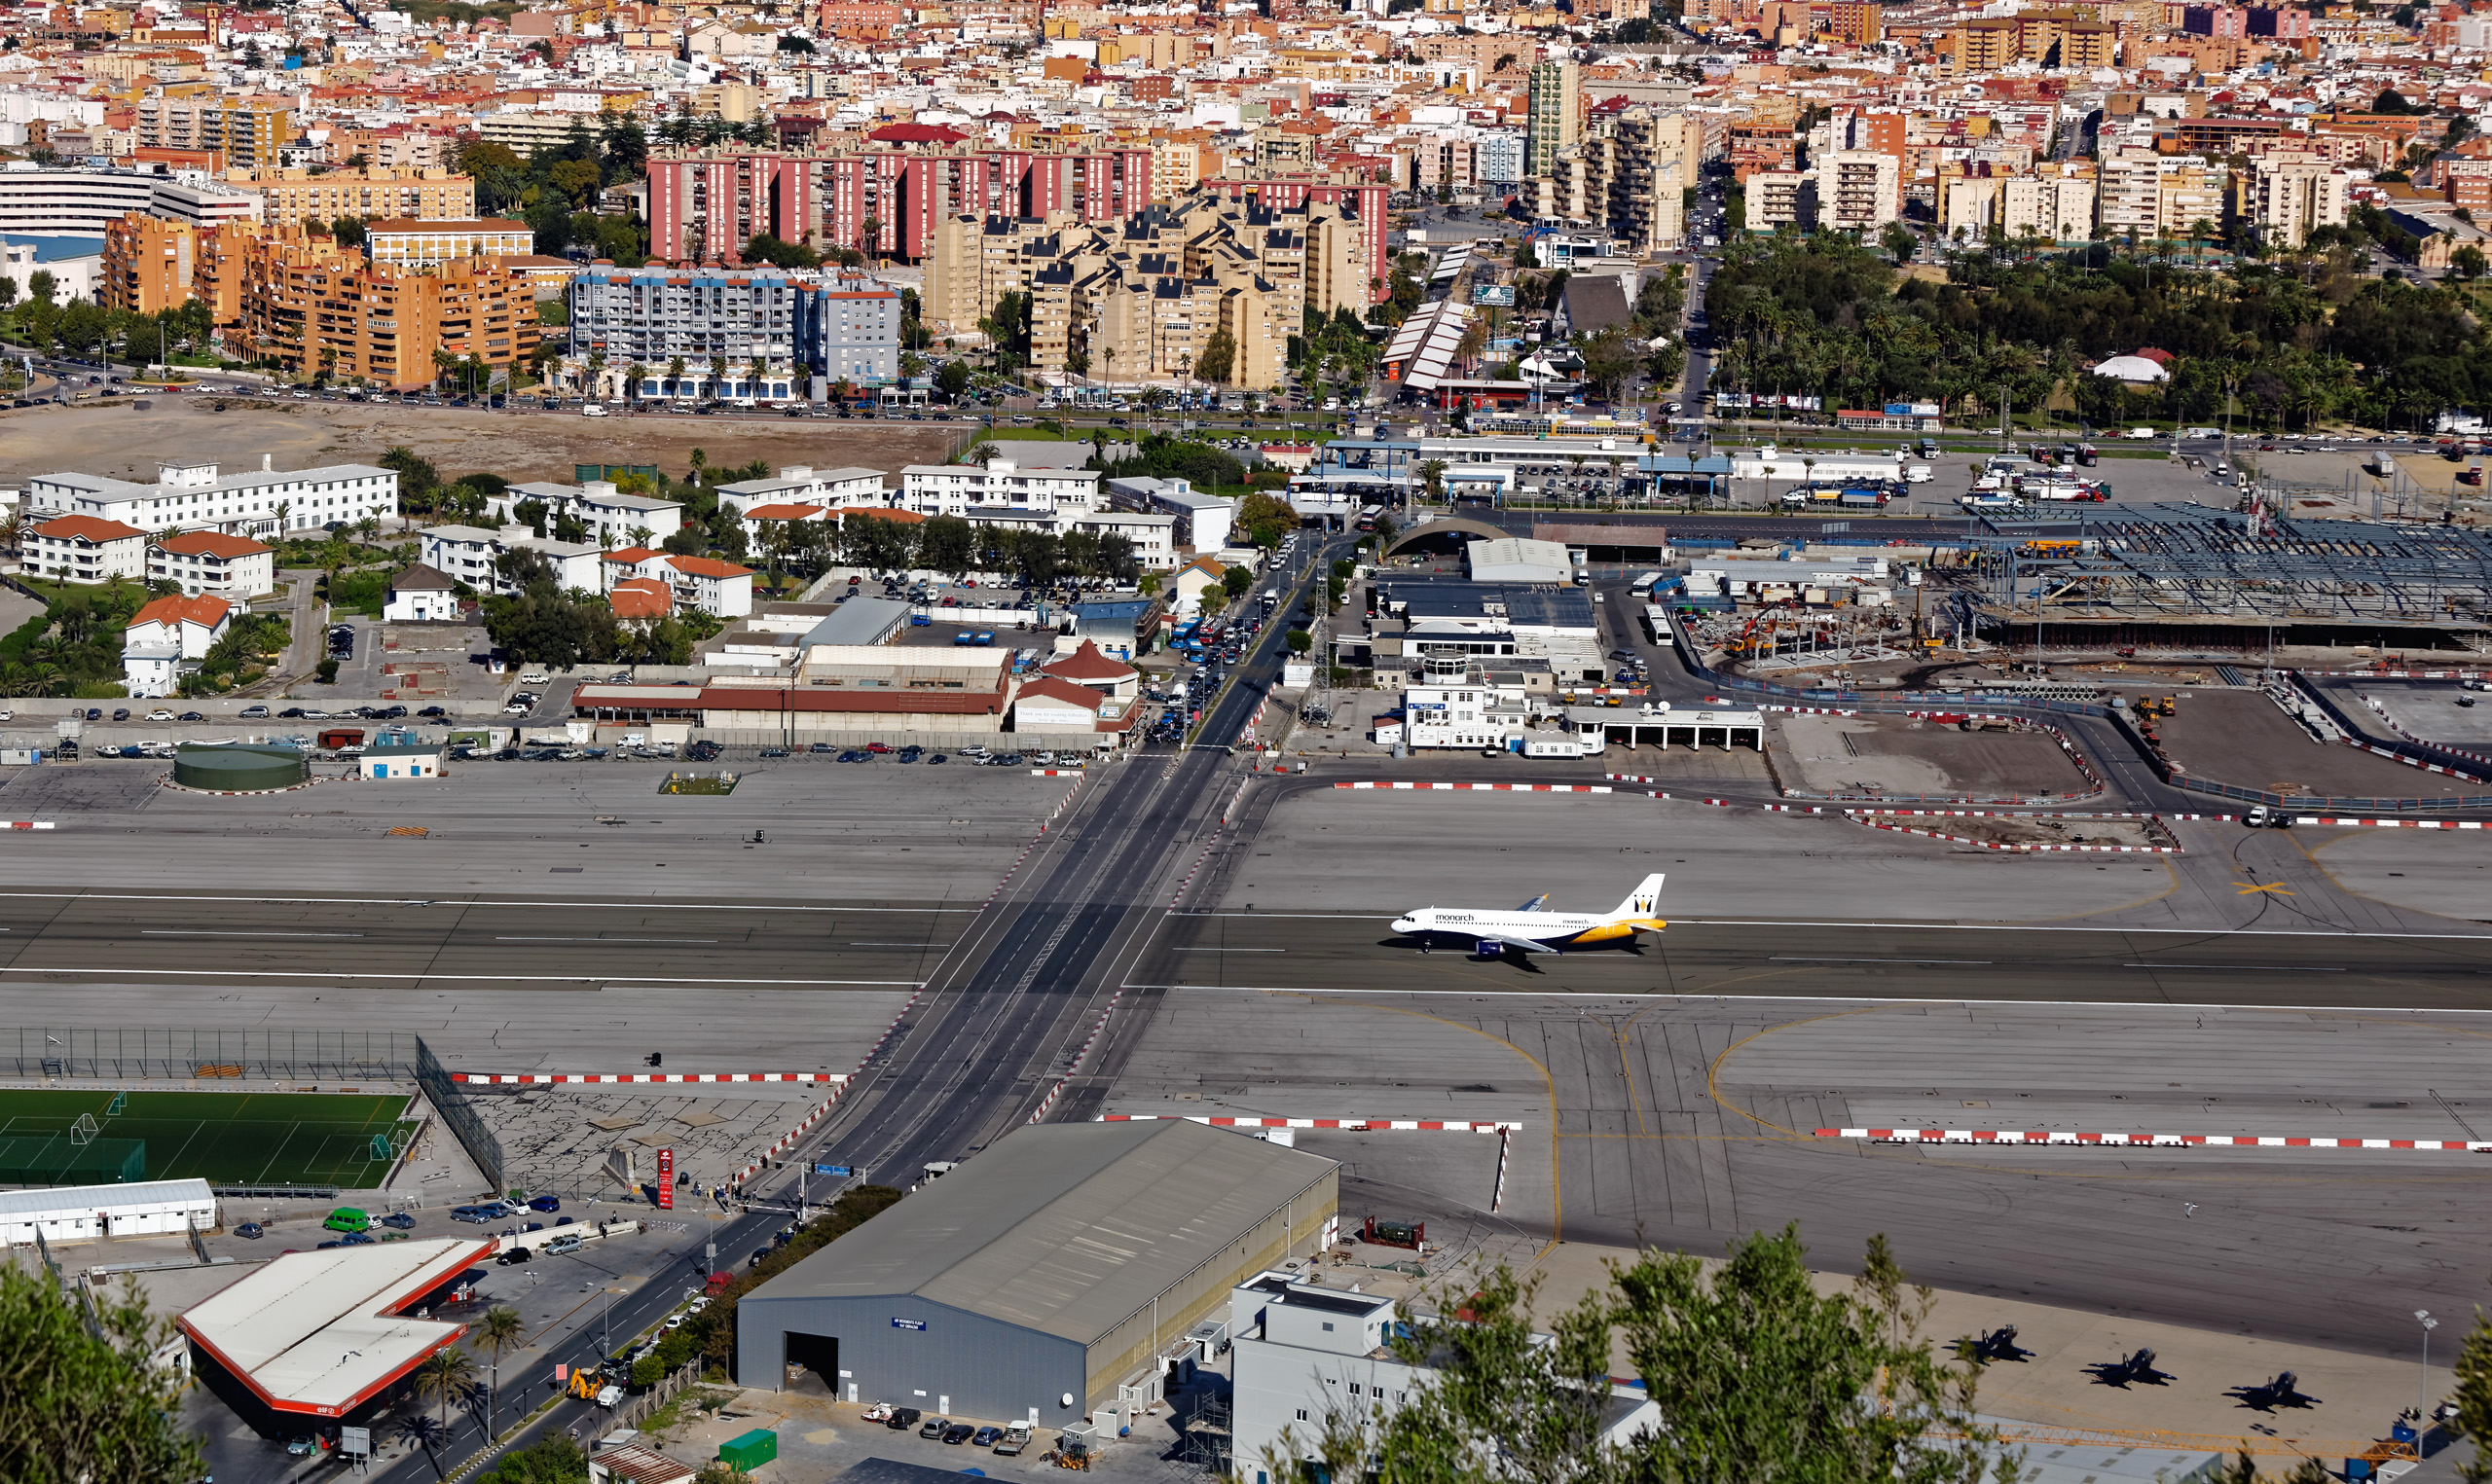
[2243,805,2293,829]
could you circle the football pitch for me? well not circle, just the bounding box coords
[0,1089,421,1187]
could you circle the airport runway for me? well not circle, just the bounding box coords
[0,888,956,990]
[1127,913,2492,1009]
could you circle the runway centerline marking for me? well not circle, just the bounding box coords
[140,930,365,938]
[495,936,718,944]
[1770,957,1993,965]
[2123,963,2347,972]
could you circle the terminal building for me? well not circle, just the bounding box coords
[735,1119,1338,1426]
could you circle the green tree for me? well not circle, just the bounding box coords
[1270,1228,2009,1484]
[476,1435,592,1484]
[935,359,972,400]
[0,1257,204,1483]
[1236,489,1297,549]
[1222,563,1255,599]
[1196,326,1237,384]
[1285,629,1312,654]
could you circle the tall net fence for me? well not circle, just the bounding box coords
[415,1036,504,1194]
[0,1027,424,1080]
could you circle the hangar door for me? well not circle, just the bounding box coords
[784,1330,839,1394]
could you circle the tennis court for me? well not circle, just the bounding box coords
[0,1089,420,1187]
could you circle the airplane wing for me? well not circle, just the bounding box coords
[1515,893,1549,913]
[1478,931,1567,954]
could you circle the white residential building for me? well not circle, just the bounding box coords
[500,480,685,549]
[146,530,275,599]
[26,514,146,584]
[898,459,1100,521]
[383,563,459,622]
[25,457,397,538]
[420,525,605,596]
[1105,475,1235,552]
[715,465,890,517]
[123,593,233,698]
[1229,1275,1657,1484]
[599,550,757,617]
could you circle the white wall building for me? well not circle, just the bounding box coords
[146,530,275,599]
[1230,1274,1655,1484]
[26,457,397,538]
[25,514,146,584]
[0,1178,217,1247]
[501,479,684,549]
[601,550,757,617]
[715,465,890,517]
[420,525,604,596]
[898,459,1100,521]
[123,593,235,698]
[1105,475,1235,553]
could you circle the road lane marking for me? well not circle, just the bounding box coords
[1172,948,1288,953]
[140,929,366,938]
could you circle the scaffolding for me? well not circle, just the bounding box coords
[1965,503,2492,629]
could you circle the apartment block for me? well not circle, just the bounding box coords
[229,166,476,229]
[2157,164,2228,236]
[137,94,290,171]
[2002,173,2099,240]
[365,218,534,271]
[102,211,199,314]
[1747,171,1816,232]
[1817,150,1899,231]
[1527,59,1580,177]
[567,267,831,395]
[2245,154,2347,248]
[236,242,538,391]
[1608,108,1695,254]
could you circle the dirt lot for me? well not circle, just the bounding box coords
[1773,713,2096,801]
[2156,688,2492,801]
[0,397,970,486]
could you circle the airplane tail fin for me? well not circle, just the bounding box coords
[1609,872,1666,923]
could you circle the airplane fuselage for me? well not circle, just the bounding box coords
[1390,909,1644,951]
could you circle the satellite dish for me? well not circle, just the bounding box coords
[1062,1394,1075,1408]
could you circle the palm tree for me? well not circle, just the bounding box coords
[749,355,769,400]
[272,499,291,537]
[586,350,605,400]
[665,354,686,399]
[627,525,656,550]
[708,354,727,397]
[623,362,646,405]
[474,1305,527,1438]
[688,448,709,485]
[411,1346,475,1430]
[396,1415,447,1480]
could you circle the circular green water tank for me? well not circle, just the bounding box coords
[172,742,308,792]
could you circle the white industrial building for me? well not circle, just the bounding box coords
[1464,537,1574,585]
[715,465,891,517]
[1228,1274,1658,1484]
[420,524,604,596]
[26,457,398,538]
[898,458,1100,521]
[1106,475,1235,554]
[1728,446,1904,486]
[1684,553,1894,601]
[0,1177,217,1246]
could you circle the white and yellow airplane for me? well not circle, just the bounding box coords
[1391,874,1667,958]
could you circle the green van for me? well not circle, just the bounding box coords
[322,1208,371,1233]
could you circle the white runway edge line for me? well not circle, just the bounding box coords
[1100,1113,1522,1131]
[0,890,973,913]
[1149,985,2492,1015]
[1815,1127,2491,1150]
[454,1072,845,1085]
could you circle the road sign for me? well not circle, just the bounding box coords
[656,1147,674,1209]
[815,1164,851,1176]
[340,1427,370,1457]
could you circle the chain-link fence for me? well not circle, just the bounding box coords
[416,1036,504,1195]
[0,1027,422,1080]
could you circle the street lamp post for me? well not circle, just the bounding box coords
[2418,1310,2439,1425]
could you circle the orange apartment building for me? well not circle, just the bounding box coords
[102,213,201,315]
[234,241,539,391]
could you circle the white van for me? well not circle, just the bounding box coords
[2126,427,2158,440]
[1903,464,1933,483]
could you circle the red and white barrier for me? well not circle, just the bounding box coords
[1029,990,1124,1125]
[0,820,55,830]
[454,1071,841,1085]
[1335,781,1611,793]
[1101,1114,1521,1131]
[1816,1126,2487,1150]
[1169,829,1224,907]
[2295,817,2490,828]
[1030,768,1083,777]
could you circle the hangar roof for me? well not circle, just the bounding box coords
[748,1120,1334,1346]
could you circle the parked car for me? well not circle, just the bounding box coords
[943,1424,975,1445]
[920,1418,950,1439]
[971,1427,1004,1448]
[380,1212,417,1229]
[889,1409,923,1431]
[529,1195,561,1213]
[235,1222,264,1239]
